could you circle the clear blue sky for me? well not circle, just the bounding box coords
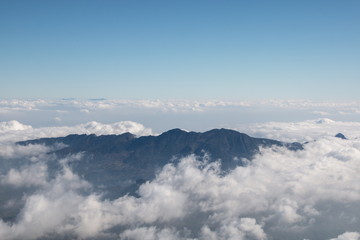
[1,0,359,100]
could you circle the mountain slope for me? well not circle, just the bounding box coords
[18,128,302,198]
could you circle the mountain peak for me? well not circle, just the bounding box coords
[17,129,302,189]
[162,128,187,134]
[204,128,244,135]
[335,133,347,140]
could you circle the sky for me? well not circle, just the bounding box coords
[1,0,360,100]
[1,2,360,239]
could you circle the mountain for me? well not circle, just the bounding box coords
[335,133,347,140]
[18,128,302,198]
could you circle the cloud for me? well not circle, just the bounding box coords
[80,121,152,136]
[0,117,360,239]
[0,120,32,132]
[0,142,50,159]
[120,227,182,240]
[329,232,360,240]
[200,218,266,240]
[0,100,45,113]
[0,134,359,239]
[239,118,360,142]
[119,219,266,240]
[2,98,360,115]
[312,111,330,116]
[80,109,90,114]
[0,157,92,240]
[0,99,246,116]
[0,120,153,142]
[3,99,360,134]
[1,163,48,187]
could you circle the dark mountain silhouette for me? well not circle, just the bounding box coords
[18,128,302,198]
[335,133,347,140]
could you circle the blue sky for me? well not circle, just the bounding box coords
[1,0,359,100]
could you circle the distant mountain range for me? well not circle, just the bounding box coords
[18,128,303,198]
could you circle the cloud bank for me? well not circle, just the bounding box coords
[0,125,359,239]
[2,99,360,133]
[0,120,152,143]
[1,99,360,113]
[239,118,360,142]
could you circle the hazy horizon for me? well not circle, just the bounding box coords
[1,1,360,239]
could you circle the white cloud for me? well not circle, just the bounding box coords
[0,120,32,132]
[0,117,360,239]
[0,120,153,143]
[0,158,92,240]
[80,121,152,136]
[80,109,90,114]
[120,227,182,240]
[1,163,48,187]
[3,99,360,134]
[2,135,359,239]
[329,232,360,240]
[239,118,360,142]
[54,117,62,122]
[312,110,330,116]
[0,142,50,159]
[0,99,44,113]
[1,99,360,115]
[200,218,266,240]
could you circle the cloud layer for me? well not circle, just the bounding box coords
[1,99,360,114]
[0,126,359,239]
[2,99,360,133]
[0,120,152,143]
[239,118,360,142]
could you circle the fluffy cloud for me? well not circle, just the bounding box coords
[200,218,266,240]
[0,99,250,113]
[1,163,48,187]
[119,219,266,240]
[2,99,360,239]
[0,98,359,113]
[120,227,182,240]
[0,99,47,113]
[3,99,360,135]
[0,142,50,159]
[0,120,32,132]
[0,134,359,239]
[329,232,360,240]
[239,118,360,142]
[0,120,153,143]
[1,115,360,239]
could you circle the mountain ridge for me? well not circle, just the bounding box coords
[17,128,302,198]
[18,128,302,162]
